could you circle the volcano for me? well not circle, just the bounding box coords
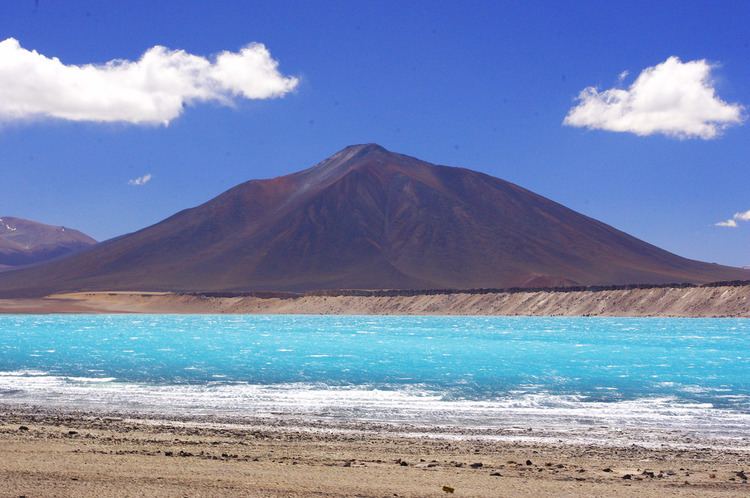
[0,144,747,297]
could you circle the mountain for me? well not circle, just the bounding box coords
[0,144,747,296]
[0,216,96,271]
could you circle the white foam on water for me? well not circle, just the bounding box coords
[1,371,749,448]
[65,377,118,383]
[0,369,49,377]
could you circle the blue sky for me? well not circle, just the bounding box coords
[0,0,748,266]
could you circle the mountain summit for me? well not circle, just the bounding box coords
[0,145,747,296]
[0,216,96,271]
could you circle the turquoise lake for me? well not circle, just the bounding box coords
[1,315,749,445]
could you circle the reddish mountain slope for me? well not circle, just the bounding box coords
[0,144,747,296]
[0,217,96,271]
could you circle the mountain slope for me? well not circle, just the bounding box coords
[0,144,747,296]
[0,217,96,271]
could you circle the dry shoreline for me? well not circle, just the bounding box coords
[1,406,749,497]
[0,283,748,316]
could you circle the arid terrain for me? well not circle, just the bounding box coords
[0,216,95,271]
[0,282,748,316]
[1,407,749,497]
[1,145,748,298]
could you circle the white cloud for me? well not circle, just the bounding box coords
[564,56,744,139]
[716,219,738,228]
[128,173,152,186]
[0,38,298,125]
[716,209,750,228]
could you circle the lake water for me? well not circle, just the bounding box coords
[1,314,749,447]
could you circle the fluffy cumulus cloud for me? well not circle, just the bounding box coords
[128,173,152,186]
[0,38,298,125]
[716,209,750,228]
[564,57,744,139]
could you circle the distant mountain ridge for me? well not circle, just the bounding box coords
[0,216,96,270]
[0,144,747,296]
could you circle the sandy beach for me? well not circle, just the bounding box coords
[1,406,749,497]
[0,283,748,317]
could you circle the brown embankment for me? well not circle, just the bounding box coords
[0,282,748,316]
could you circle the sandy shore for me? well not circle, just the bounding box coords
[1,406,748,497]
[0,283,748,316]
